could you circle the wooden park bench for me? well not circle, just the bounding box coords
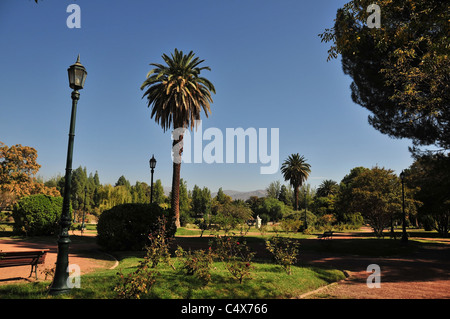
[317,231,334,240]
[0,249,49,279]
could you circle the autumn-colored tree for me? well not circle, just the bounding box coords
[0,142,59,207]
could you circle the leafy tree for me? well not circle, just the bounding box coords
[0,142,59,202]
[334,167,369,225]
[255,197,290,223]
[115,175,131,189]
[215,187,232,205]
[278,184,293,207]
[213,201,253,233]
[12,194,66,236]
[152,179,167,205]
[245,196,264,216]
[280,154,311,211]
[71,166,88,210]
[93,171,101,187]
[406,154,450,236]
[131,181,150,204]
[191,185,211,217]
[266,181,281,199]
[0,191,16,212]
[191,185,203,216]
[141,49,216,228]
[98,184,132,212]
[349,166,417,237]
[319,0,450,154]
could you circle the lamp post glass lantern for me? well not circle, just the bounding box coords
[49,55,87,295]
[68,55,87,90]
[150,155,156,204]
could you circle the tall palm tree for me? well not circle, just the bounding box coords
[280,153,311,211]
[141,49,215,228]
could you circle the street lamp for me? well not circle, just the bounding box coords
[400,171,408,243]
[149,155,157,204]
[304,188,308,230]
[49,55,87,295]
[81,186,87,233]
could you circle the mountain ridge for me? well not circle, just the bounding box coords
[163,187,267,200]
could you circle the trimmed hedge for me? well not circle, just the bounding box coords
[12,194,66,236]
[96,203,175,251]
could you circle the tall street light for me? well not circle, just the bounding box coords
[400,170,408,243]
[81,186,87,233]
[149,155,157,204]
[304,188,308,230]
[49,55,87,295]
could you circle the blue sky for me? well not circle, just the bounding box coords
[0,0,414,192]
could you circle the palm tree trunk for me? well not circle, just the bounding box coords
[294,186,299,211]
[171,134,183,228]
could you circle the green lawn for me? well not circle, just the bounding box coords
[0,254,345,299]
[0,225,445,299]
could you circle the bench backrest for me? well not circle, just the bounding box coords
[0,250,49,268]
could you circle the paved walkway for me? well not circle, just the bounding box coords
[0,232,117,285]
[299,240,450,298]
[1,229,449,298]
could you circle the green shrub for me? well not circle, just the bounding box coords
[212,235,255,283]
[114,259,159,299]
[97,203,175,251]
[266,236,300,275]
[145,216,173,268]
[175,246,214,285]
[12,194,66,236]
[280,217,303,233]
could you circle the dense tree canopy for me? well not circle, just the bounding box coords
[320,0,449,153]
[405,154,450,236]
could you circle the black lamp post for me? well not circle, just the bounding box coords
[304,188,308,230]
[149,155,157,204]
[81,186,87,232]
[49,55,87,295]
[400,170,408,243]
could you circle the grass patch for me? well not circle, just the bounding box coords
[0,256,345,299]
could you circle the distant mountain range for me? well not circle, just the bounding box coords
[212,189,267,201]
[163,187,266,201]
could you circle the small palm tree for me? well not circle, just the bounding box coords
[316,179,339,197]
[141,49,215,228]
[280,154,311,211]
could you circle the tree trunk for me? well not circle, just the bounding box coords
[294,186,299,211]
[171,134,183,228]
